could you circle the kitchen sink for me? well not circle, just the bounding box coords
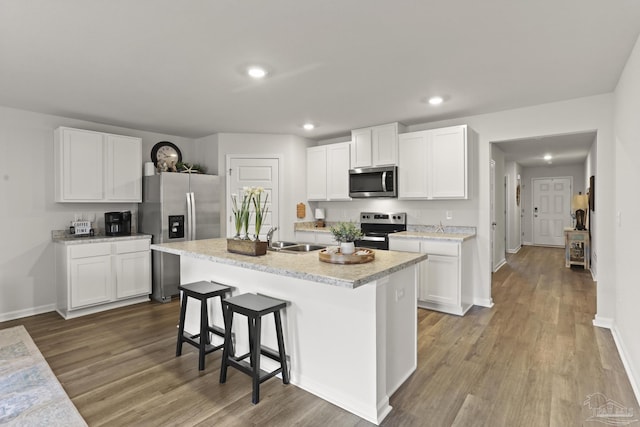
[269,241,326,253]
[269,241,298,249]
[280,244,326,252]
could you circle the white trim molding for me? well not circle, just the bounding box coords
[0,304,56,322]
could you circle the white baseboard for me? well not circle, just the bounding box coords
[592,315,614,329]
[493,258,507,272]
[0,304,56,322]
[473,298,494,308]
[506,246,522,254]
[610,324,640,407]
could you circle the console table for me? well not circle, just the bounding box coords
[564,228,590,269]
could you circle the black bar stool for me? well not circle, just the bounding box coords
[219,293,289,404]
[176,280,233,371]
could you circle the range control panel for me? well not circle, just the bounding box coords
[360,212,406,225]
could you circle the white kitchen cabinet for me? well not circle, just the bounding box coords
[69,243,112,308]
[55,127,142,203]
[389,236,473,316]
[56,237,151,319]
[306,142,351,201]
[114,240,152,299]
[350,122,406,168]
[398,125,471,200]
[294,230,336,246]
[105,134,143,201]
[306,146,327,200]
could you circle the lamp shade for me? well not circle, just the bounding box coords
[571,194,588,211]
[314,208,325,219]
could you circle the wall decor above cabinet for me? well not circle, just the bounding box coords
[350,122,406,168]
[398,124,476,200]
[54,127,142,203]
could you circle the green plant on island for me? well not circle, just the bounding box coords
[329,221,363,243]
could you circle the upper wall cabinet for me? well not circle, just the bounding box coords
[55,127,142,203]
[350,122,406,168]
[398,125,473,200]
[307,142,351,201]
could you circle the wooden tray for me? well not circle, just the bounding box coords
[319,248,375,264]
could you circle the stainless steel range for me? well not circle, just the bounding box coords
[355,212,407,250]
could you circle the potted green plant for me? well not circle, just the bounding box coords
[329,221,363,255]
[228,187,269,256]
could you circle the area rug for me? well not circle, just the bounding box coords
[0,325,87,426]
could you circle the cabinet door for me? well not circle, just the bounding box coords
[326,142,351,200]
[389,238,420,253]
[430,126,467,199]
[70,255,112,308]
[59,128,104,201]
[351,129,372,168]
[372,123,398,166]
[307,146,327,200]
[295,231,316,243]
[420,254,459,305]
[315,232,337,245]
[105,134,142,201]
[115,251,151,299]
[398,131,429,199]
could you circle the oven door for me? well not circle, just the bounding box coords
[355,234,388,250]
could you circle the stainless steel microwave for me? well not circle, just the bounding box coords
[349,166,397,198]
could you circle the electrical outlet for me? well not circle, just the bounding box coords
[446,210,453,220]
[395,288,405,302]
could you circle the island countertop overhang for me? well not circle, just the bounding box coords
[151,238,428,289]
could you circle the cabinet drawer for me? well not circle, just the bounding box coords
[421,240,459,256]
[70,243,111,259]
[116,239,150,254]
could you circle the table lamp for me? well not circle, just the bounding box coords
[571,193,589,230]
[315,208,325,228]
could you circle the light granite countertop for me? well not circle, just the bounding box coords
[151,238,428,289]
[52,231,151,245]
[390,231,476,242]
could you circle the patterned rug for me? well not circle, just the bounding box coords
[0,325,87,426]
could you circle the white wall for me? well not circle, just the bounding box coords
[613,33,640,401]
[505,161,523,253]
[215,133,313,242]
[0,105,196,321]
[520,163,586,244]
[491,145,506,270]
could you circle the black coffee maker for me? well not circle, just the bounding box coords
[105,211,132,236]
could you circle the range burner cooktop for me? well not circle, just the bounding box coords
[357,212,407,250]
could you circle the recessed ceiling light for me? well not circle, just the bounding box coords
[428,96,444,105]
[543,154,552,160]
[303,123,315,131]
[247,66,267,79]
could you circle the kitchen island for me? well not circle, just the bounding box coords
[151,238,428,425]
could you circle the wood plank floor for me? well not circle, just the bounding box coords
[2,246,638,426]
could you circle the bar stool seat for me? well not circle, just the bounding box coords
[176,280,232,371]
[219,293,289,404]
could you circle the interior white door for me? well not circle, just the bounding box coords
[227,157,279,240]
[532,177,571,246]
[490,160,496,271]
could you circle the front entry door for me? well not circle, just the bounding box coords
[532,177,571,246]
[227,157,279,240]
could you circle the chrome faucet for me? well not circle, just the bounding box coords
[266,226,278,246]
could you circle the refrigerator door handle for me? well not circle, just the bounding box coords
[190,192,197,240]
[186,192,193,240]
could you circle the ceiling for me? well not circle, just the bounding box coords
[493,131,596,167]
[1,1,640,143]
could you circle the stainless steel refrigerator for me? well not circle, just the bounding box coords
[138,173,221,302]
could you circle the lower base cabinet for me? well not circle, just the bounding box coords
[389,237,473,316]
[56,238,151,319]
[295,230,337,246]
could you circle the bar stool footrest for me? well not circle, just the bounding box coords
[225,358,283,384]
[181,334,225,354]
